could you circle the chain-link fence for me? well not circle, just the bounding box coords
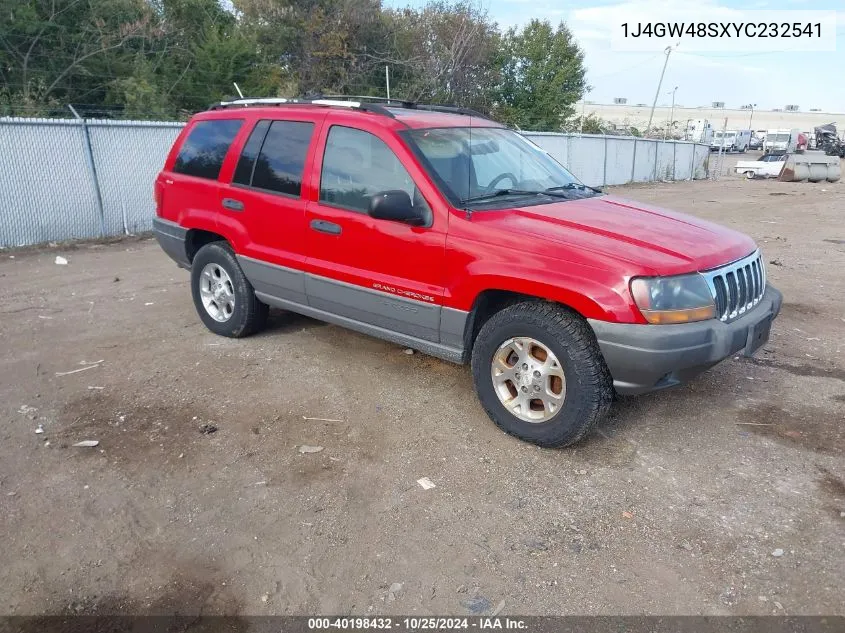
[0,118,710,248]
[0,117,184,247]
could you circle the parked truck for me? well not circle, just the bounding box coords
[710,129,752,152]
[764,129,801,155]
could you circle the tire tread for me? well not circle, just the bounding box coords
[191,241,268,338]
[471,301,613,447]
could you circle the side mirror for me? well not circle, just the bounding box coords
[368,190,422,224]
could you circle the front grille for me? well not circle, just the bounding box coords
[702,250,766,322]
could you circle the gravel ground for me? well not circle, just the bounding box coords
[1,164,843,617]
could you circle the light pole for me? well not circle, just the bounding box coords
[745,103,756,129]
[646,44,677,137]
[664,86,678,140]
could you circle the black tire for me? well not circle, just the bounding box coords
[190,242,268,338]
[471,301,613,448]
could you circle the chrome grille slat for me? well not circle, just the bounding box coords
[744,265,754,310]
[702,250,766,323]
[751,260,759,299]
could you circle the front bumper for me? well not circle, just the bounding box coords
[588,284,783,395]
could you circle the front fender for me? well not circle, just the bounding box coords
[446,259,645,324]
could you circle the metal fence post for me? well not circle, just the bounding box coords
[653,140,658,182]
[68,105,106,236]
[672,141,677,181]
[603,136,608,187]
[689,143,696,180]
[630,139,638,183]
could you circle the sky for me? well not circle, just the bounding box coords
[385,0,845,112]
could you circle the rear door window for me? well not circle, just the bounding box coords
[249,121,314,197]
[173,119,243,180]
[232,120,271,185]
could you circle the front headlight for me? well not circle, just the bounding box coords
[630,274,716,324]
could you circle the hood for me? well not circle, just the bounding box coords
[470,195,757,276]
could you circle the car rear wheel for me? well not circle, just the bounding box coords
[744,170,756,180]
[191,242,268,338]
[471,301,613,447]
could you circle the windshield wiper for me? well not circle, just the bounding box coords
[545,183,604,194]
[461,188,569,204]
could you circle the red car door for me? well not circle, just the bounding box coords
[216,112,325,305]
[303,115,449,345]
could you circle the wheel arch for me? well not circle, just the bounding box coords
[460,285,612,360]
[185,228,229,263]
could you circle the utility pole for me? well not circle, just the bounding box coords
[645,44,676,137]
[664,86,678,140]
[385,66,391,101]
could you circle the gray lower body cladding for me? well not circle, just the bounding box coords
[237,256,468,364]
[589,285,783,395]
[153,229,469,362]
[153,217,190,269]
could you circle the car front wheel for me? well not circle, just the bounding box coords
[471,301,613,447]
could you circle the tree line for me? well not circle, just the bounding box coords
[1,0,587,130]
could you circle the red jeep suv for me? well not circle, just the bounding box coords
[154,97,782,447]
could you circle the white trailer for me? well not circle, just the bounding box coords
[686,119,713,144]
[764,129,800,155]
[710,129,752,152]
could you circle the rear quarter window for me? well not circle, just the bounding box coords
[173,119,243,180]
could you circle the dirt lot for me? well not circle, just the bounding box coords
[1,165,843,617]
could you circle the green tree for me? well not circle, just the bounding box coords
[495,20,586,131]
[382,1,499,111]
[0,0,155,116]
[563,113,608,135]
[233,0,385,97]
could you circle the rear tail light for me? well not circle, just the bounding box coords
[154,180,163,216]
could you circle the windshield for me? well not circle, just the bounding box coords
[769,134,790,142]
[402,127,595,207]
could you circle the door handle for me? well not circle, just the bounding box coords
[222,198,244,212]
[310,219,342,235]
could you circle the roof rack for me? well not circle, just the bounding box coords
[317,95,490,120]
[208,94,494,122]
[208,97,396,118]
